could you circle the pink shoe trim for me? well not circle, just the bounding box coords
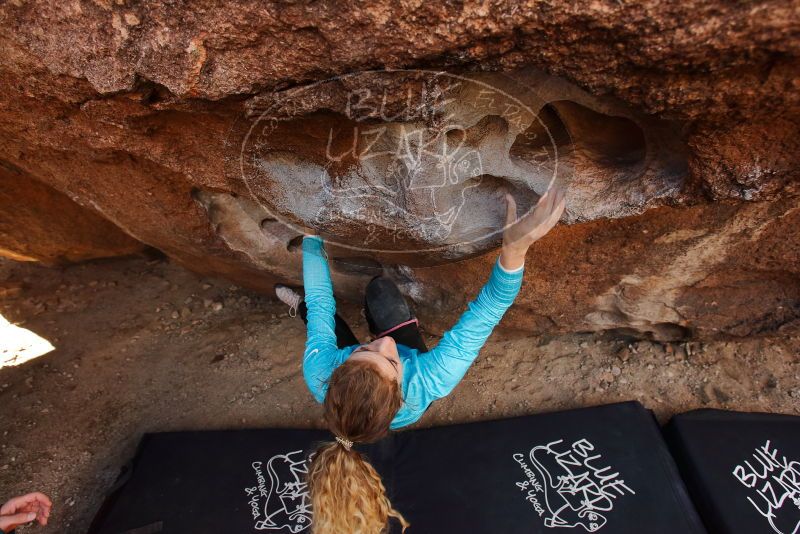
[376,318,419,339]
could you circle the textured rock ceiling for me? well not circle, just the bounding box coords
[0,1,798,340]
[235,69,688,262]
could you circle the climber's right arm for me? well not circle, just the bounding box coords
[413,189,565,402]
[301,236,351,403]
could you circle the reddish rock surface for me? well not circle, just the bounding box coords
[0,1,798,340]
[0,162,144,264]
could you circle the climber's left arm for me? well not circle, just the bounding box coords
[301,236,355,403]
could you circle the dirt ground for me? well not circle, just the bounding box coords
[0,254,798,533]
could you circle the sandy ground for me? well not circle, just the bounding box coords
[0,255,798,533]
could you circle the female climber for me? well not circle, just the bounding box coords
[275,189,566,534]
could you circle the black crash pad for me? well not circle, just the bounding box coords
[666,409,800,534]
[90,401,704,534]
[392,401,704,533]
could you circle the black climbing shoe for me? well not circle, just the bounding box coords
[364,276,413,336]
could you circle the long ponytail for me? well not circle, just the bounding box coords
[307,359,408,533]
[308,442,408,533]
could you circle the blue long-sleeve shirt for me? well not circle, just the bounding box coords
[302,236,524,429]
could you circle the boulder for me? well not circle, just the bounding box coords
[0,0,798,340]
[0,160,144,264]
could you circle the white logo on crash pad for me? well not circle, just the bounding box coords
[732,440,800,534]
[513,438,635,531]
[244,450,312,532]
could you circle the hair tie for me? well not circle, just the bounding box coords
[335,435,353,451]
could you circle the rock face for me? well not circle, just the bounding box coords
[238,69,688,263]
[0,161,144,264]
[0,1,798,340]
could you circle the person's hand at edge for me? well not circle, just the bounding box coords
[499,188,566,271]
[0,492,52,532]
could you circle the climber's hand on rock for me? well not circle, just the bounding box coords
[500,188,566,271]
[294,222,318,237]
[0,491,52,531]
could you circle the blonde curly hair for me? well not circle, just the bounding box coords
[307,359,409,534]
